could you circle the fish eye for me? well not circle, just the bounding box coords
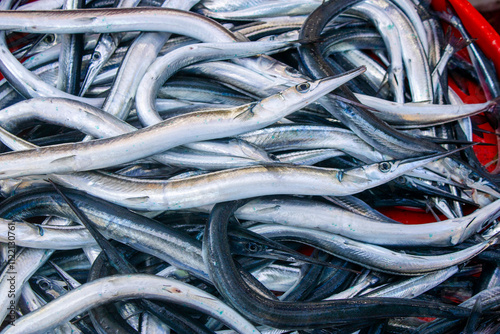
[296,82,310,93]
[44,34,55,44]
[246,242,259,252]
[468,172,480,182]
[285,66,298,75]
[395,176,406,183]
[378,161,392,173]
[38,280,50,290]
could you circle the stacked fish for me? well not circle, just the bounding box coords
[0,0,500,332]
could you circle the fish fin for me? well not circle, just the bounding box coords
[444,26,472,53]
[49,155,77,166]
[123,196,150,204]
[233,104,255,121]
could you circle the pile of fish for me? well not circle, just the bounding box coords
[1,0,500,332]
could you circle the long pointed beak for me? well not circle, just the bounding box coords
[395,144,475,173]
[79,57,105,97]
[315,66,366,94]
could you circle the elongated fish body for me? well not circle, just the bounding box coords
[0,1,499,332]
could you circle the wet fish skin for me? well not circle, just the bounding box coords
[0,1,499,331]
[0,187,210,280]
[0,68,363,179]
[203,200,470,329]
[250,224,498,275]
[1,274,260,334]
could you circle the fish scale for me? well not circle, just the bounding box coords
[0,0,499,333]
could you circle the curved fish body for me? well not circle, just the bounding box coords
[356,93,494,127]
[0,69,364,178]
[100,0,201,119]
[50,148,456,211]
[0,97,275,169]
[250,224,498,275]
[203,201,470,329]
[1,274,259,334]
[235,196,500,246]
[0,1,497,332]
[348,2,405,102]
[0,248,53,324]
[135,40,292,127]
[0,221,94,250]
[0,188,209,280]
[198,0,321,20]
[363,266,459,298]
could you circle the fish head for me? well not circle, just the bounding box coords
[335,152,458,195]
[257,66,366,114]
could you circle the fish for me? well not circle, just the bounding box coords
[0,68,363,178]
[1,274,260,334]
[0,1,499,332]
[203,200,471,329]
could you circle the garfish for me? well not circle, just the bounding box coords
[0,1,498,331]
[203,200,470,329]
[0,68,363,178]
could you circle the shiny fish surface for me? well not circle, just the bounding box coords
[0,0,499,333]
